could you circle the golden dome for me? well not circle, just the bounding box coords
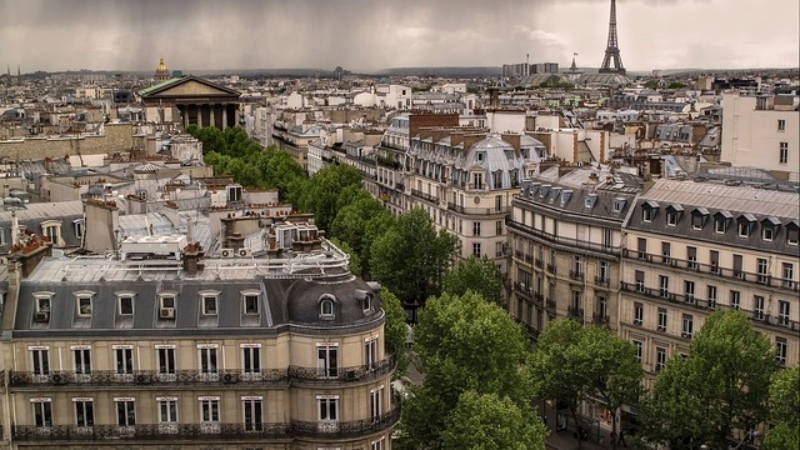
[156,57,169,74]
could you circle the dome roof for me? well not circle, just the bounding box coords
[156,57,169,74]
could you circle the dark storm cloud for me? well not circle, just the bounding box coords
[0,0,797,72]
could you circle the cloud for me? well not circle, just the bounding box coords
[0,0,796,72]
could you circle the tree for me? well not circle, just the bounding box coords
[531,319,595,449]
[441,391,547,450]
[442,256,505,307]
[581,326,644,450]
[400,291,535,449]
[299,164,363,233]
[330,195,394,276]
[370,208,459,308]
[638,310,777,450]
[380,288,409,377]
[763,367,800,450]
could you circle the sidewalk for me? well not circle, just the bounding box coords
[544,411,623,450]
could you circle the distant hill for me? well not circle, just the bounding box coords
[377,67,501,77]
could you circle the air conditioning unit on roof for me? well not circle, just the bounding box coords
[220,248,234,258]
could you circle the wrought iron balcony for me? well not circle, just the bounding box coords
[546,298,557,310]
[446,202,510,215]
[534,258,544,269]
[288,354,396,385]
[592,313,610,326]
[410,189,439,204]
[546,264,557,274]
[514,282,532,300]
[567,306,584,319]
[569,270,584,281]
[594,276,610,287]
[12,402,401,443]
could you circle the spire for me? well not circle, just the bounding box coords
[599,0,626,75]
[570,53,578,71]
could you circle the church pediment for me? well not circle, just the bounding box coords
[140,76,240,99]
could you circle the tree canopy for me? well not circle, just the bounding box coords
[370,208,459,308]
[763,367,799,450]
[400,291,539,449]
[380,288,410,378]
[637,310,777,450]
[442,256,505,307]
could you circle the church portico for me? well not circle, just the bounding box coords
[140,75,241,130]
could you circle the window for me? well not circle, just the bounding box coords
[730,291,741,310]
[73,348,91,375]
[202,296,218,315]
[692,214,704,230]
[77,296,92,317]
[682,314,694,338]
[496,220,503,236]
[472,242,481,258]
[33,400,53,427]
[778,119,786,131]
[472,221,481,236]
[789,226,799,245]
[633,341,642,361]
[634,302,643,326]
[643,208,653,222]
[602,228,612,248]
[29,347,50,378]
[733,255,744,279]
[598,296,608,319]
[783,263,795,288]
[244,294,259,315]
[118,295,133,316]
[318,396,339,423]
[753,296,765,320]
[684,280,694,303]
[158,398,178,429]
[659,275,670,298]
[227,185,242,203]
[365,338,378,371]
[243,397,263,431]
[116,399,136,427]
[573,255,583,276]
[655,347,666,372]
[762,226,774,241]
[635,270,645,292]
[157,346,176,376]
[74,399,94,427]
[710,250,720,274]
[473,173,483,189]
[776,338,787,365]
[598,261,609,282]
[637,238,647,260]
[715,218,727,234]
[115,347,134,375]
[658,308,667,331]
[200,398,220,423]
[317,344,338,378]
[370,386,384,421]
[666,211,677,226]
[687,246,697,270]
[707,285,717,309]
[160,294,176,319]
[198,345,219,375]
[662,242,671,264]
[371,438,386,450]
[778,301,790,326]
[320,297,335,319]
[738,221,751,238]
[242,345,261,375]
[779,142,788,164]
[757,258,769,283]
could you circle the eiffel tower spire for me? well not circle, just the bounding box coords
[599,0,626,75]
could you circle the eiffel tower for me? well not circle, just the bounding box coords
[599,0,626,75]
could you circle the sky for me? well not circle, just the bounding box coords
[0,0,797,73]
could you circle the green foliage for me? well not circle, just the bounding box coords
[330,196,394,276]
[532,320,643,449]
[442,256,505,307]
[763,367,800,450]
[328,238,361,276]
[380,288,410,378]
[370,208,459,307]
[441,391,547,450]
[667,81,687,89]
[644,80,660,90]
[298,164,363,233]
[401,291,536,449]
[638,310,777,450]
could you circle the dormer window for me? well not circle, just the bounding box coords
[612,198,626,213]
[643,208,653,222]
[73,219,84,240]
[320,295,336,320]
[788,221,799,245]
[762,227,774,241]
[641,200,659,222]
[691,208,709,230]
[666,211,676,226]
[476,152,485,162]
[242,291,260,315]
[203,296,218,315]
[364,294,373,312]
[74,291,94,317]
[714,211,732,234]
[761,217,780,242]
[159,293,177,320]
[33,292,54,323]
[118,295,134,316]
[737,214,756,238]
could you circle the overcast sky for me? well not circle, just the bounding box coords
[0,0,797,73]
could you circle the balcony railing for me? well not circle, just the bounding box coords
[10,354,396,389]
[506,219,622,256]
[594,276,610,287]
[546,264,557,275]
[568,306,584,319]
[569,270,584,282]
[620,282,800,332]
[11,404,401,442]
[533,293,544,305]
[446,202,510,215]
[410,189,439,204]
[534,258,544,269]
[514,283,532,300]
[592,313,610,326]
[624,250,799,293]
[546,298,557,310]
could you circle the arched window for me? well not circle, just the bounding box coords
[320,295,336,319]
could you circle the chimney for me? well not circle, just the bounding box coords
[182,242,204,276]
[83,199,120,255]
[502,133,521,157]
[8,236,53,279]
[461,133,487,156]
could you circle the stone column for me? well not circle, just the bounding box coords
[197,104,204,128]
[182,105,190,130]
[222,105,228,130]
[210,105,216,130]
[234,107,240,127]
